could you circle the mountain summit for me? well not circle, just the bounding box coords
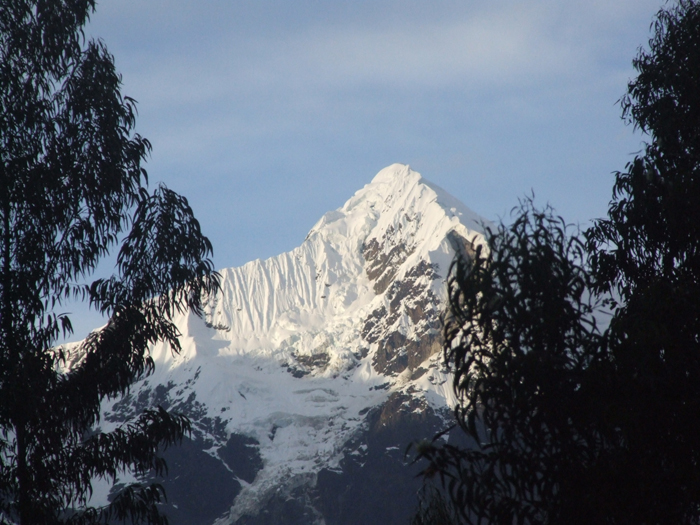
[95,164,488,524]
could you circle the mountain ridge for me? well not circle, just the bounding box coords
[91,163,488,524]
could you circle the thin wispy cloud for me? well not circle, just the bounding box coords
[108,3,605,102]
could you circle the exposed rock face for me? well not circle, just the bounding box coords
[89,164,489,524]
[362,225,415,295]
[364,259,442,376]
[313,394,448,525]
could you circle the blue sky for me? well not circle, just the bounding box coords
[83,0,663,268]
[66,0,662,339]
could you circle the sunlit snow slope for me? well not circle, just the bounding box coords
[98,164,488,525]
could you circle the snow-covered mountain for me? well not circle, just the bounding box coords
[96,164,488,524]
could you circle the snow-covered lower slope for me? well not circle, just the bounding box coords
[96,164,488,525]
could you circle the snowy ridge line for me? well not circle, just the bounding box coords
[202,163,486,345]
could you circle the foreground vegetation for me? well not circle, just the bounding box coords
[416,1,700,523]
[0,1,218,523]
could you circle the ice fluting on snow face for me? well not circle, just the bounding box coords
[197,164,486,368]
[98,164,490,524]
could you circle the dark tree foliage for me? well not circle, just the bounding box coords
[415,1,700,523]
[590,0,700,297]
[0,1,219,524]
[585,0,700,521]
[415,204,608,524]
